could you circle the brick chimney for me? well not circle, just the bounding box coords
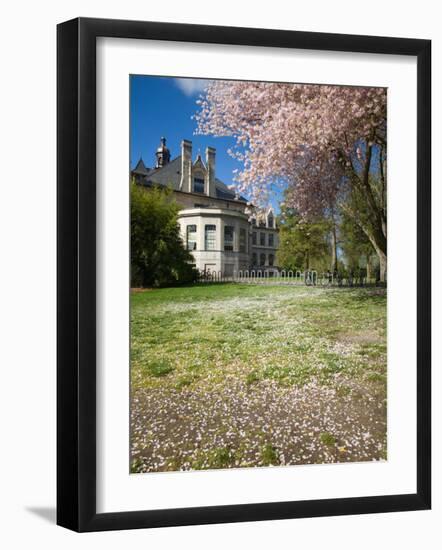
[180,140,192,193]
[205,146,216,197]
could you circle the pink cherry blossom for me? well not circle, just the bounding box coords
[195,81,386,218]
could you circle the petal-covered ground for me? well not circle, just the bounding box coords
[130,284,387,473]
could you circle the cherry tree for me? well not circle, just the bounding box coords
[195,81,387,281]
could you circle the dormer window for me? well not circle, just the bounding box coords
[268,213,274,228]
[193,177,205,194]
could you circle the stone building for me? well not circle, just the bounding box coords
[131,138,279,275]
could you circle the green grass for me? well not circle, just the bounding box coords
[130,283,387,472]
[143,359,174,377]
[131,283,387,392]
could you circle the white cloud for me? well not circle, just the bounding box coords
[174,78,210,97]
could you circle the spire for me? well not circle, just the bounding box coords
[155,137,171,168]
[133,157,148,175]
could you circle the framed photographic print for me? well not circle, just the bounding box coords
[57,17,431,532]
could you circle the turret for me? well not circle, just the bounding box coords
[155,137,171,168]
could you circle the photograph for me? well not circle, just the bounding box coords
[129,75,388,474]
[0,0,434,542]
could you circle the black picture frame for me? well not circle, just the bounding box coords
[57,17,431,532]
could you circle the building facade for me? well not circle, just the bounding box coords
[131,138,279,275]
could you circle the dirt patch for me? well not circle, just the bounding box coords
[337,330,380,346]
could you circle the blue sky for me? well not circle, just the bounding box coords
[130,75,241,188]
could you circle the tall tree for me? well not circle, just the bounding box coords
[340,206,377,281]
[196,81,387,280]
[131,181,196,287]
[276,205,330,272]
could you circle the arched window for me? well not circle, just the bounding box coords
[252,253,257,266]
[260,253,266,266]
[268,254,274,266]
[268,212,274,228]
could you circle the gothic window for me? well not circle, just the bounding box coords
[268,254,274,266]
[186,224,197,251]
[260,232,265,246]
[260,253,266,266]
[205,224,216,250]
[268,233,274,247]
[252,231,257,245]
[239,228,247,253]
[224,225,234,251]
[193,177,205,194]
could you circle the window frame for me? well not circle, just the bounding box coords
[186,224,197,251]
[204,224,217,250]
[224,225,235,251]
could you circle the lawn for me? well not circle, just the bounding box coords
[130,283,387,473]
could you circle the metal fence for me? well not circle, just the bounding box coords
[196,268,381,287]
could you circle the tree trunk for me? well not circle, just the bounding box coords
[345,142,387,283]
[378,249,387,283]
[366,255,372,282]
[369,240,387,283]
[330,224,337,272]
[342,202,387,283]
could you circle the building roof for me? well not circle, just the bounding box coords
[132,158,149,176]
[135,155,247,203]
